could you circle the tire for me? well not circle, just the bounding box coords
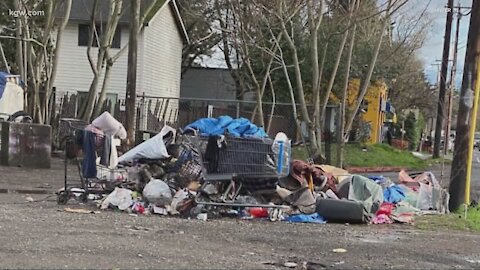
[56,191,70,205]
[7,111,32,122]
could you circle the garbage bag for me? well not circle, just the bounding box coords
[416,182,433,210]
[101,187,133,210]
[142,179,173,206]
[92,112,127,139]
[118,125,175,163]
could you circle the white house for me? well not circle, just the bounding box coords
[53,0,189,122]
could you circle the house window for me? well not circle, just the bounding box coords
[78,24,121,49]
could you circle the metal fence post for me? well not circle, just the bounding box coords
[236,101,240,118]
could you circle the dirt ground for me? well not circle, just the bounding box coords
[1,158,480,269]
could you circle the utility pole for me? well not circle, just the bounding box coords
[434,0,455,158]
[449,0,480,211]
[445,4,462,155]
[125,0,140,148]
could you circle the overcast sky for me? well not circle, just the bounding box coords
[417,0,472,86]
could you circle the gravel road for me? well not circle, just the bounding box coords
[1,193,480,269]
[1,158,480,269]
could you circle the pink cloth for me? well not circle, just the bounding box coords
[372,214,393,224]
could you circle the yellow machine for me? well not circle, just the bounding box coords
[347,79,390,144]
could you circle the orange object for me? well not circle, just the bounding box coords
[308,173,314,192]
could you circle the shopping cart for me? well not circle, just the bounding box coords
[180,134,291,208]
[56,118,127,204]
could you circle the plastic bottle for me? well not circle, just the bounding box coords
[272,132,290,175]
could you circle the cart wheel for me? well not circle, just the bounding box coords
[57,191,70,205]
[80,193,88,203]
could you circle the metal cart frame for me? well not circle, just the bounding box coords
[178,134,291,208]
[56,118,126,204]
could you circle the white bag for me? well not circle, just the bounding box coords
[101,187,133,210]
[143,179,172,206]
[92,111,127,139]
[118,125,175,163]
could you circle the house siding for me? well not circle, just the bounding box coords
[142,4,183,123]
[54,24,143,100]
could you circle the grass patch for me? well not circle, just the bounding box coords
[291,143,428,170]
[344,143,427,169]
[416,206,480,232]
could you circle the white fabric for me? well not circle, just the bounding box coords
[0,82,24,115]
[118,125,176,163]
[109,135,119,169]
[92,112,127,139]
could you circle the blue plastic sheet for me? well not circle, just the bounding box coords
[285,213,326,224]
[383,185,406,204]
[184,116,268,138]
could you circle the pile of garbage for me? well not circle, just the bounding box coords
[71,114,449,224]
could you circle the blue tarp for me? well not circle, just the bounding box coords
[285,213,326,224]
[0,72,10,100]
[383,185,406,204]
[184,115,268,138]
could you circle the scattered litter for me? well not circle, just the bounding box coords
[54,115,449,233]
[332,261,345,266]
[64,208,100,214]
[129,225,150,231]
[197,213,208,221]
[333,248,347,253]
[283,261,297,268]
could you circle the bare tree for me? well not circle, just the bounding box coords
[7,0,72,124]
[337,0,359,168]
[80,0,123,121]
[343,0,406,140]
[93,1,159,118]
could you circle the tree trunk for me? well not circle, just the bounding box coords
[266,74,276,133]
[14,0,24,81]
[81,0,122,121]
[280,22,317,153]
[93,51,113,118]
[314,44,328,157]
[344,0,393,139]
[338,23,357,168]
[125,0,140,147]
[308,0,324,157]
[44,0,72,124]
[319,29,348,145]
